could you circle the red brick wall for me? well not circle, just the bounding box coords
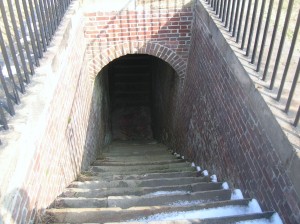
[84,4,193,78]
[1,4,194,224]
[4,1,299,224]
[160,3,300,223]
[7,52,112,224]
[151,58,180,142]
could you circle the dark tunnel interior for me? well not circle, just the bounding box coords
[97,54,178,141]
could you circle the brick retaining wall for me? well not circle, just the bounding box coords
[159,2,300,223]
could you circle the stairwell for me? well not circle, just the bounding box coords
[42,141,281,223]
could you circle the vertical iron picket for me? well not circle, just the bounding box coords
[225,0,231,27]
[251,0,267,63]
[236,0,245,43]
[285,58,300,113]
[0,0,72,130]
[0,59,16,115]
[45,0,55,36]
[216,0,220,15]
[219,0,224,19]
[241,0,252,49]
[14,0,35,75]
[22,0,40,66]
[203,0,300,127]
[228,0,236,32]
[37,0,50,46]
[6,0,31,84]
[262,0,284,81]
[232,0,241,37]
[269,0,294,90]
[222,0,227,22]
[294,107,300,127]
[277,10,300,101]
[27,0,44,57]
[40,0,52,41]
[0,104,9,130]
[0,0,26,93]
[0,28,20,106]
[246,0,260,56]
[256,0,274,72]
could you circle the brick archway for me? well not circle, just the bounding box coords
[88,41,187,80]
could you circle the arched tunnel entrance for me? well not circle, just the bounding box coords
[97,54,179,142]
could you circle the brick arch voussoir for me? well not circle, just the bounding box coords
[90,41,187,80]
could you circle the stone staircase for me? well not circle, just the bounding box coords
[42,141,281,223]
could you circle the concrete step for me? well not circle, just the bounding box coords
[106,146,169,152]
[43,141,280,223]
[102,150,172,159]
[89,162,191,173]
[101,152,174,159]
[44,199,258,223]
[107,142,166,149]
[79,170,199,181]
[86,166,197,176]
[108,189,231,209]
[106,212,276,224]
[69,176,208,189]
[53,189,231,209]
[92,158,184,166]
[60,182,222,198]
[52,198,107,208]
[106,171,199,181]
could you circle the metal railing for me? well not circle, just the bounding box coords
[203,0,300,127]
[0,0,72,133]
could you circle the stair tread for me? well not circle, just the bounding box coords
[92,159,185,166]
[82,170,198,179]
[44,142,278,223]
[107,189,231,209]
[61,182,219,198]
[55,189,231,209]
[105,212,276,224]
[90,162,191,169]
[78,171,201,181]
[46,198,254,211]
[69,176,209,189]
[87,169,196,176]
[45,199,265,223]
[88,167,196,176]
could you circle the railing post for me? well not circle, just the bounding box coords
[262,0,284,81]
[277,10,300,101]
[269,0,294,90]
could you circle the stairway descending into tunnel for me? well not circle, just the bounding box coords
[43,141,281,223]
